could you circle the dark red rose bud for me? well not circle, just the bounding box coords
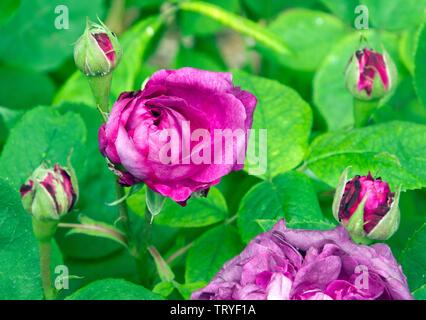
[332,167,400,241]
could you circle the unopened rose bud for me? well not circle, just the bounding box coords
[345,47,397,100]
[332,167,400,241]
[20,163,78,221]
[74,18,122,77]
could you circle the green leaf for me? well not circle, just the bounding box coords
[243,0,317,21]
[373,76,426,125]
[414,22,426,108]
[399,224,426,293]
[179,1,292,56]
[268,9,347,71]
[66,279,164,300]
[237,171,334,243]
[305,121,426,190]
[173,281,207,300]
[185,225,244,283]
[0,106,87,189]
[0,178,63,299]
[0,0,105,72]
[233,71,312,178]
[399,24,421,75]
[320,0,359,24]
[180,0,240,36]
[314,30,402,130]
[0,67,55,109]
[54,15,163,106]
[155,187,228,227]
[0,0,20,27]
[153,281,174,297]
[360,0,426,31]
[54,104,123,260]
[387,189,426,257]
[413,285,426,300]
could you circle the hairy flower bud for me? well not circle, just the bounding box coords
[74,18,122,77]
[332,167,400,241]
[345,47,397,100]
[20,163,78,221]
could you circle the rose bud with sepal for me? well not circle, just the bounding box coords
[345,47,397,101]
[74,18,122,77]
[332,167,400,242]
[20,162,78,221]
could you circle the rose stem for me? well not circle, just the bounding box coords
[32,218,58,300]
[87,72,135,252]
[37,241,55,300]
[353,98,380,128]
[105,0,126,35]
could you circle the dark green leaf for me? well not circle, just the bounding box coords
[66,279,164,300]
[399,224,426,293]
[0,106,86,188]
[0,0,105,72]
[237,171,334,243]
[185,225,244,283]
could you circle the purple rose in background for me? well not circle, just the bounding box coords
[99,67,257,205]
[191,219,413,300]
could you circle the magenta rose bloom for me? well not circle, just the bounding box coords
[99,67,257,204]
[191,219,413,300]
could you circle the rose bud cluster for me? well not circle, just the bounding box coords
[74,19,122,77]
[191,219,413,300]
[332,168,400,241]
[20,163,78,221]
[345,47,397,100]
[98,67,257,205]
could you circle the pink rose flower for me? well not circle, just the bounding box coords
[99,67,257,205]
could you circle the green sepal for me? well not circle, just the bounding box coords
[332,166,351,221]
[367,185,401,240]
[346,191,369,238]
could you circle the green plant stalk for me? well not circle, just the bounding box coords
[88,73,112,118]
[105,0,126,35]
[353,98,380,128]
[32,218,58,300]
[86,72,138,252]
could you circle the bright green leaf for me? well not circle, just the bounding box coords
[233,71,312,178]
[268,9,347,71]
[305,121,426,190]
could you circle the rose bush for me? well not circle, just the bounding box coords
[99,67,257,204]
[191,219,413,300]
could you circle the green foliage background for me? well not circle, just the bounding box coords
[0,0,425,300]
